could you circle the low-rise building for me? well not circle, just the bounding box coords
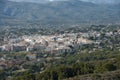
[11,45,27,52]
[26,53,37,60]
[51,46,72,54]
[0,46,2,52]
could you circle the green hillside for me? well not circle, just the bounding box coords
[0,0,120,25]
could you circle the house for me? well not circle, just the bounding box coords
[0,46,2,52]
[26,44,46,52]
[26,46,34,52]
[11,45,27,52]
[34,44,46,51]
[2,45,12,51]
[26,53,37,60]
[51,46,72,54]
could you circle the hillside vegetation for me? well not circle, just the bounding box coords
[0,0,120,25]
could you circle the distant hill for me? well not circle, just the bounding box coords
[0,0,120,25]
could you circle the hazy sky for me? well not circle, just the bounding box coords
[9,0,120,4]
[81,0,120,3]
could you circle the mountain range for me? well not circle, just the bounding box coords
[0,0,120,25]
[8,0,120,4]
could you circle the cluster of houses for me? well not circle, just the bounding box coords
[0,33,93,54]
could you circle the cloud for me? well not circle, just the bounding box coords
[80,0,120,4]
[8,0,120,4]
[9,0,67,2]
[9,0,47,3]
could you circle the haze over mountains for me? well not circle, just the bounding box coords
[0,0,120,25]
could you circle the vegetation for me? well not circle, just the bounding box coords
[12,54,120,80]
[0,0,120,25]
[0,25,120,80]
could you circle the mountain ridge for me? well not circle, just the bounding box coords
[8,0,120,4]
[0,0,120,25]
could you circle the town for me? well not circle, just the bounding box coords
[0,33,92,53]
[0,25,120,80]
